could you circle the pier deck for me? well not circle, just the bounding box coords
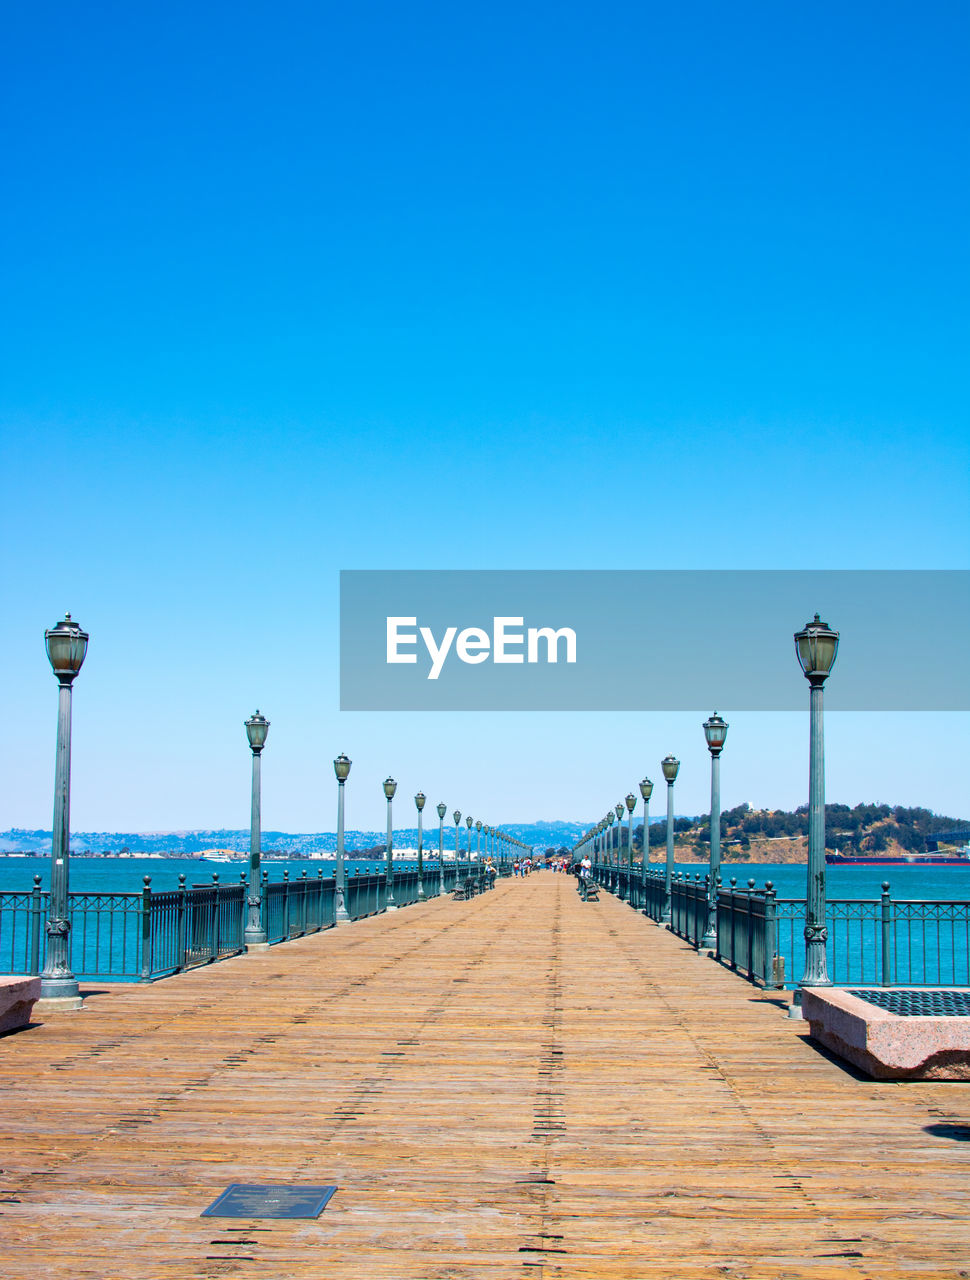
[1,873,968,1278]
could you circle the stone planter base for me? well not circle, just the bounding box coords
[0,976,42,1032]
[802,987,970,1080]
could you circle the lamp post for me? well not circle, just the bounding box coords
[465,815,473,889]
[39,612,88,1006]
[333,754,352,923]
[639,778,653,905]
[625,793,636,870]
[415,791,427,900]
[453,809,462,884]
[792,614,840,1014]
[475,820,483,891]
[436,802,447,894]
[701,712,728,950]
[244,711,270,948]
[384,777,398,910]
[661,754,680,925]
[614,804,625,897]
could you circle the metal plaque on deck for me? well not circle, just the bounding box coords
[202,1184,338,1218]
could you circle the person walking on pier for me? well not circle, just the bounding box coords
[579,853,592,900]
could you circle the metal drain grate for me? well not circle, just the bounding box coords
[202,1184,338,1218]
[850,990,970,1017]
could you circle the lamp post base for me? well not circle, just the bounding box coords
[245,940,272,953]
[33,994,84,1013]
[39,975,80,1002]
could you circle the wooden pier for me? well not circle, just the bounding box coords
[1,873,968,1278]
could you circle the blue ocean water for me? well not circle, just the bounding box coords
[0,854,407,892]
[2,854,969,901]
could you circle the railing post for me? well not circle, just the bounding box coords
[283,869,291,940]
[140,875,152,981]
[881,881,892,986]
[301,869,308,935]
[726,877,737,969]
[29,875,43,975]
[209,873,219,961]
[262,869,269,939]
[765,881,777,987]
[239,871,248,950]
[176,874,187,972]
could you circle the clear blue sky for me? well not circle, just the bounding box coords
[2,1,967,835]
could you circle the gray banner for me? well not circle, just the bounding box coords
[339,570,969,711]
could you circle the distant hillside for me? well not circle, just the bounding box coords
[3,807,964,863]
[0,818,590,857]
[633,803,970,865]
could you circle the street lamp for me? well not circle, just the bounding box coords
[639,778,653,904]
[244,711,270,948]
[625,794,636,870]
[614,803,625,897]
[701,712,728,950]
[39,612,88,1005]
[384,777,398,910]
[415,792,427,901]
[661,754,680,925]
[453,809,462,884]
[333,754,352,923]
[475,819,483,891]
[792,613,840,1012]
[437,802,447,894]
[465,815,473,889]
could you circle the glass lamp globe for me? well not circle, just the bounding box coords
[45,613,88,683]
[795,614,839,684]
[245,710,270,752]
[703,712,728,756]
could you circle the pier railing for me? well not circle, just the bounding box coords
[0,859,472,984]
[594,865,970,990]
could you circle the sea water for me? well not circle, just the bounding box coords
[2,856,968,986]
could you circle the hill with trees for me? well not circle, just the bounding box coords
[630,803,968,864]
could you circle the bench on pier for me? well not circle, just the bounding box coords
[0,976,41,1033]
[577,878,599,902]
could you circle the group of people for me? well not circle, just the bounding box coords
[507,852,596,900]
[510,857,537,876]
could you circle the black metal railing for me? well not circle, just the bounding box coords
[0,857,492,984]
[591,867,970,990]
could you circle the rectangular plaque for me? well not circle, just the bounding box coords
[202,1184,338,1219]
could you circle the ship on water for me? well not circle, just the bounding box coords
[826,839,970,867]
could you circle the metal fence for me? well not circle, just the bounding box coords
[592,867,970,991]
[263,870,336,944]
[0,858,491,984]
[771,888,970,988]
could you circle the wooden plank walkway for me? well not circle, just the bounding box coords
[1,873,968,1279]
